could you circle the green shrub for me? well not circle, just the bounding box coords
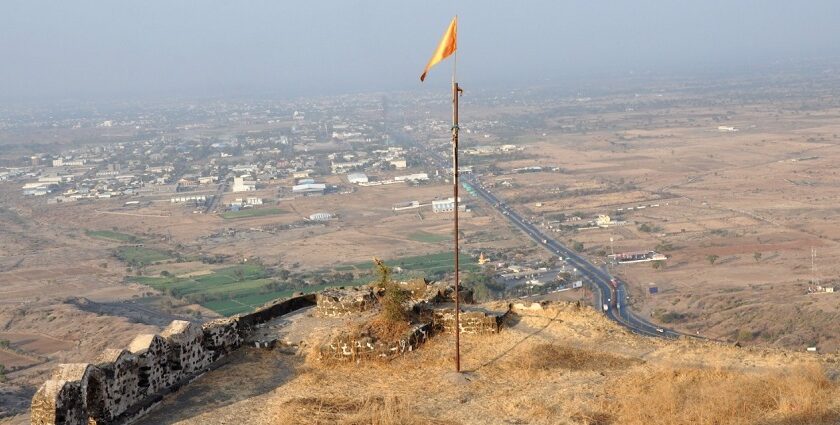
[372,258,410,324]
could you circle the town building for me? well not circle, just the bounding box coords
[232,176,256,192]
[309,212,332,221]
[292,183,326,195]
[347,172,369,184]
[432,197,466,213]
[395,173,429,182]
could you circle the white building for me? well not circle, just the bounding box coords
[432,197,465,213]
[309,212,332,221]
[232,176,256,192]
[331,160,368,174]
[347,172,369,184]
[389,159,407,169]
[395,173,429,182]
[230,197,263,207]
[292,183,326,195]
[171,195,206,204]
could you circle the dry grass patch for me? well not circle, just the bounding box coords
[365,316,412,343]
[274,396,455,425]
[605,364,840,425]
[512,343,641,372]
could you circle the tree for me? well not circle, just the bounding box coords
[652,260,664,270]
[707,254,719,265]
[572,241,585,252]
[233,267,245,282]
[753,252,762,262]
[0,364,6,383]
[277,268,291,280]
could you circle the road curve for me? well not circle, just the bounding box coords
[463,175,679,339]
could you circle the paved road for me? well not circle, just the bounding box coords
[413,139,679,339]
[204,182,227,214]
[462,175,680,339]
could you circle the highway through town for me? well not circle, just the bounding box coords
[462,174,680,339]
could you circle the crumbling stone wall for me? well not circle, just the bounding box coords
[315,287,376,317]
[319,322,433,361]
[30,293,316,425]
[431,307,510,335]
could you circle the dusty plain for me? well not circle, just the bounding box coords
[467,77,840,351]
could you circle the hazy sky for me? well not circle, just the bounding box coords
[2,1,840,101]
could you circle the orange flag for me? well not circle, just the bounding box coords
[420,16,457,82]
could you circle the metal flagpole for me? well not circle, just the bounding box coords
[452,41,462,372]
[452,39,462,373]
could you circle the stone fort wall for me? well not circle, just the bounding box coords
[29,294,316,425]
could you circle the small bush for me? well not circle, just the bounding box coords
[657,311,689,324]
[371,259,407,320]
[370,258,411,340]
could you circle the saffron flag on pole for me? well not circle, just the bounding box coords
[420,16,457,82]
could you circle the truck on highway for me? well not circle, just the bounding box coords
[603,303,609,312]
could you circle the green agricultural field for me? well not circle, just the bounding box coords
[129,252,477,317]
[408,231,450,244]
[221,207,283,220]
[202,283,341,316]
[116,246,172,266]
[130,264,302,316]
[344,251,477,276]
[86,230,141,243]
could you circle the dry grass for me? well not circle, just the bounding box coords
[511,343,641,372]
[274,395,455,425]
[133,303,840,425]
[604,363,840,425]
[366,315,412,344]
